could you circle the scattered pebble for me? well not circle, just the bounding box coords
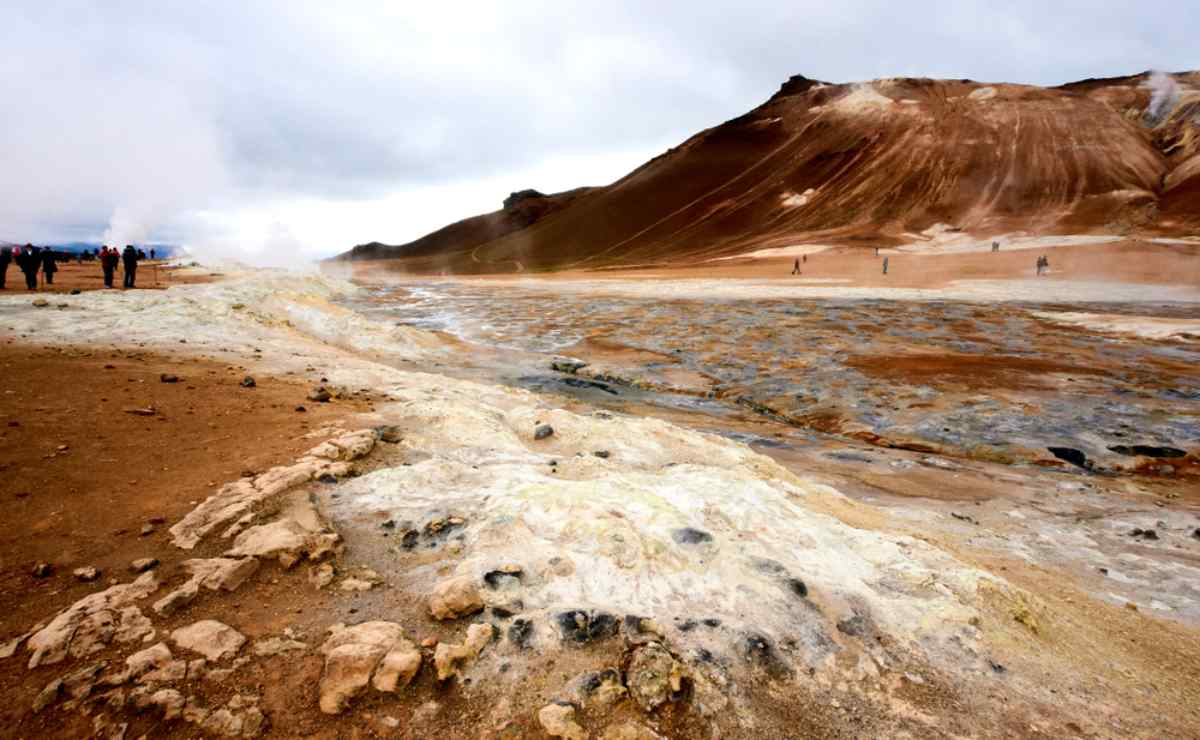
[240,376,256,388]
[534,424,554,440]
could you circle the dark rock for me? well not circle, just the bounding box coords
[240,376,256,388]
[503,189,547,210]
[308,387,332,403]
[556,610,618,644]
[592,450,611,459]
[491,602,523,619]
[294,405,306,413]
[550,359,587,374]
[32,562,53,578]
[484,569,523,588]
[376,425,403,443]
[1193,528,1200,541]
[671,527,713,545]
[677,619,698,632]
[741,632,790,678]
[317,473,338,484]
[159,374,179,383]
[508,618,534,648]
[534,424,554,440]
[1047,447,1089,469]
[701,618,721,628]
[1108,445,1186,459]
[988,659,1006,674]
[786,578,809,598]
[1129,528,1159,540]
[836,615,870,637]
[380,520,396,530]
[950,511,978,525]
[69,288,81,295]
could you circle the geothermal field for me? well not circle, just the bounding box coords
[2,69,1200,740]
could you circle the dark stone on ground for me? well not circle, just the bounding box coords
[308,387,332,403]
[376,425,403,443]
[1108,445,1187,458]
[32,562,53,578]
[160,374,179,383]
[534,424,554,440]
[240,376,256,388]
[671,527,713,545]
[550,359,587,374]
[786,578,809,598]
[1047,446,1089,469]
[317,473,337,484]
[556,610,619,643]
[836,615,870,637]
[593,450,610,459]
[508,618,534,648]
[484,569,524,588]
[1129,528,1159,540]
[741,632,791,678]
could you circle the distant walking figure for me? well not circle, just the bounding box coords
[0,246,10,289]
[18,244,39,290]
[791,258,801,275]
[882,256,889,275]
[802,254,807,264]
[100,246,118,288]
[150,248,156,260]
[875,247,880,257]
[122,245,139,288]
[41,248,57,285]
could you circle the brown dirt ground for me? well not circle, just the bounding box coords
[0,260,215,295]
[0,342,374,738]
[374,238,1198,289]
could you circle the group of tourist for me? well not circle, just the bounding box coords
[0,244,150,290]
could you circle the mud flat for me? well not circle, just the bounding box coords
[0,268,1198,738]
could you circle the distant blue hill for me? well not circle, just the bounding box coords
[42,242,179,256]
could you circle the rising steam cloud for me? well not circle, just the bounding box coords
[1143,70,1181,126]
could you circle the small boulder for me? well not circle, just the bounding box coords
[538,702,586,740]
[376,425,403,443]
[429,576,484,620]
[624,643,687,712]
[534,424,555,440]
[160,374,179,383]
[130,558,159,573]
[32,562,54,578]
[73,566,101,582]
[32,298,50,308]
[433,623,492,681]
[240,376,256,388]
[171,620,246,661]
[308,386,332,403]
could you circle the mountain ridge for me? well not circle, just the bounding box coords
[335,70,1200,273]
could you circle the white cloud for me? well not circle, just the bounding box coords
[1,1,1195,261]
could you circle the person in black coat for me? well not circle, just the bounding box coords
[0,246,11,289]
[18,244,39,290]
[41,248,57,285]
[122,245,139,288]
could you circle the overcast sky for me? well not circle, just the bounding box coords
[1,1,1195,263]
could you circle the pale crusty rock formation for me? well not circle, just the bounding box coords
[428,575,485,620]
[432,623,492,681]
[169,428,375,550]
[25,571,161,669]
[171,620,246,661]
[318,622,422,714]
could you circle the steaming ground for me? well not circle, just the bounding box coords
[1,266,1198,737]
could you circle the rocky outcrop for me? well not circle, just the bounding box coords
[538,702,586,740]
[428,575,484,620]
[169,429,375,550]
[26,571,161,668]
[432,623,492,681]
[171,620,246,662]
[318,622,421,714]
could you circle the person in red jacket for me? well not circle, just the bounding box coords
[100,246,118,288]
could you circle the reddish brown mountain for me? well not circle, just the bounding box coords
[336,71,1200,273]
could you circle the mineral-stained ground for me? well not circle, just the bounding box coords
[0,261,1198,738]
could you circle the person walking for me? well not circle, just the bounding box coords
[122,245,139,288]
[41,247,57,285]
[18,244,39,290]
[150,248,156,260]
[100,246,117,288]
[791,258,801,275]
[0,246,11,289]
[882,256,889,275]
